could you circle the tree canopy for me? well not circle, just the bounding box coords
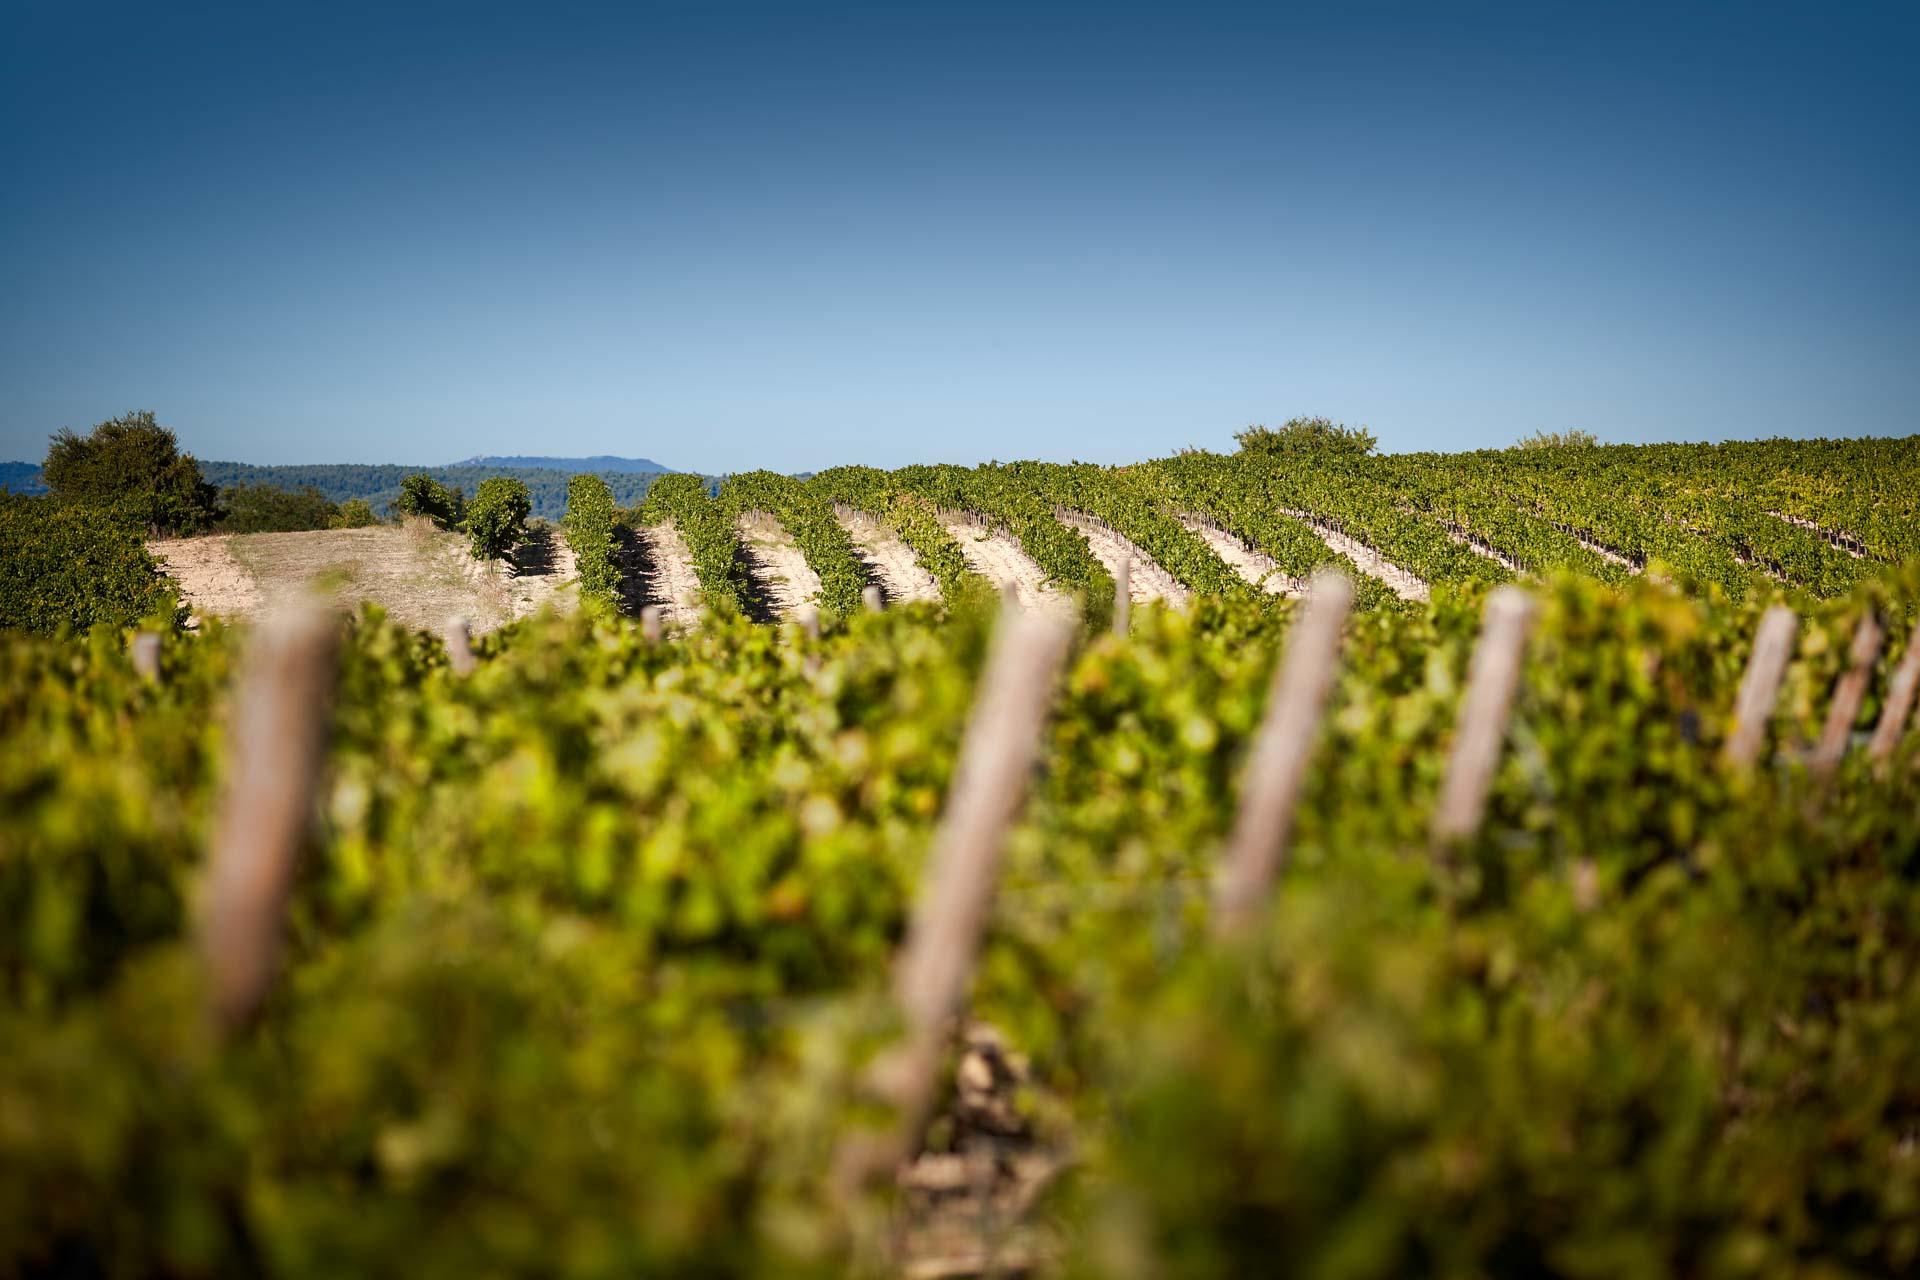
[42,411,218,535]
[217,483,339,534]
[1234,416,1378,457]
[1514,428,1600,450]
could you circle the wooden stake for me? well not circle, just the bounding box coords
[199,603,340,1035]
[1809,611,1885,779]
[1213,571,1353,937]
[796,603,823,675]
[1867,624,1920,764]
[444,616,477,676]
[1431,586,1537,845]
[130,630,162,683]
[1112,556,1131,637]
[863,584,884,613]
[880,601,1076,1160]
[1721,605,1798,771]
[639,604,664,644]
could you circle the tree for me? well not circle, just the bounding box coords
[1234,416,1377,458]
[331,498,379,528]
[1514,428,1600,450]
[42,410,219,535]
[217,484,339,534]
[465,477,532,561]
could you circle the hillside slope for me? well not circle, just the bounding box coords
[793,434,1918,608]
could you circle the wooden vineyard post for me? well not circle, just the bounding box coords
[444,615,477,677]
[863,584,884,613]
[1721,605,1798,771]
[797,603,823,674]
[871,601,1076,1170]
[199,603,340,1035]
[1809,611,1885,780]
[1431,586,1537,846]
[1867,623,1920,765]
[130,630,162,683]
[1112,556,1131,637]
[1212,571,1353,937]
[639,604,664,644]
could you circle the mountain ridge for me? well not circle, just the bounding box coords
[0,461,46,495]
[450,454,671,473]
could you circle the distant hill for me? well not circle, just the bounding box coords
[451,454,672,473]
[0,462,46,495]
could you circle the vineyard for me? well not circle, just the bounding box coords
[5,435,1920,1276]
[585,436,1920,634]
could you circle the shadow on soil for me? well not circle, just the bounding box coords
[731,543,783,625]
[610,525,656,617]
[843,543,890,606]
[511,527,559,578]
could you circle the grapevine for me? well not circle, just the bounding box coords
[717,470,868,617]
[640,472,752,614]
[5,437,1920,1276]
[562,473,619,605]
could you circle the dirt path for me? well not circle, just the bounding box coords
[832,506,941,605]
[938,513,1073,617]
[898,1022,1059,1279]
[1277,508,1430,603]
[148,535,264,623]
[151,522,577,635]
[1054,509,1189,608]
[735,511,822,618]
[620,519,704,624]
[1174,515,1303,597]
[456,527,579,623]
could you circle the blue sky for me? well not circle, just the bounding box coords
[3,0,1914,472]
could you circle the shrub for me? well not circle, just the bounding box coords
[1515,428,1600,450]
[331,498,379,528]
[42,410,218,535]
[396,474,472,528]
[562,475,619,605]
[217,483,339,533]
[396,473,458,526]
[0,495,180,635]
[466,477,532,561]
[1234,415,1377,457]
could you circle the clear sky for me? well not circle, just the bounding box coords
[3,1,1914,472]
